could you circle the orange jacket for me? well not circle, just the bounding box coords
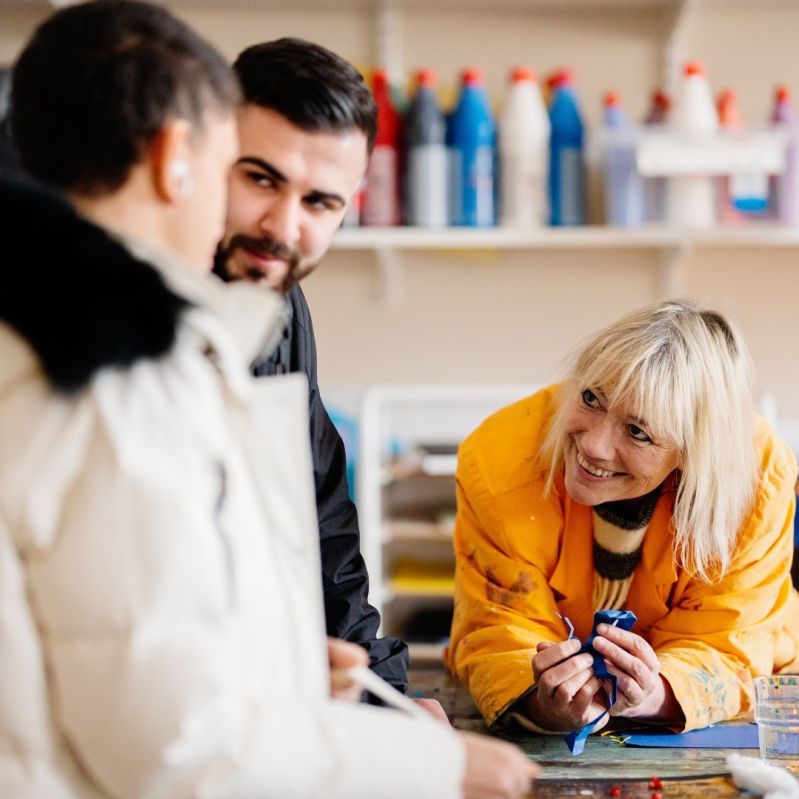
[445,385,799,731]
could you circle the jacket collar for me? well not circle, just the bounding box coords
[549,470,678,604]
[0,177,284,394]
[123,236,286,380]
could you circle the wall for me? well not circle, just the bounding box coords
[2,0,798,432]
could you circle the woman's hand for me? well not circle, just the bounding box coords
[525,638,608,732]
[592,623,682,723]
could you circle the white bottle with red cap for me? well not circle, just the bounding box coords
[499,66,550,227]
[666,60,718,228]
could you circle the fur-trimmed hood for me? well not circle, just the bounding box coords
[0,177,186,393]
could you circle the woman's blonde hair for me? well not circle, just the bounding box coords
[541,300,757,581]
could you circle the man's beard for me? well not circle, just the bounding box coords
[213,233,314,294]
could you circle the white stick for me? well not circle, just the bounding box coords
[344,666,432,721]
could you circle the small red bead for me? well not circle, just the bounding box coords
[649,777,663,789]
[610,787,621,798]
[651,792,662,799]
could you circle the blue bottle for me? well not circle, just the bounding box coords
[447,68,496,227]
[601,91,644,227]
[549,68,586,226]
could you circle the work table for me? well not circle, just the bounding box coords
[408,668,763,799]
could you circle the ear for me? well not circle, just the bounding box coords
[150,119,193,203]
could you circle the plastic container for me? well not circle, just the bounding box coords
[753,675,799,775]
[447,67,496,227]
[499,67,550,227]
[666,61,718,228]
[717,89,768,222]
[717,89,744,225]
[548,68,586,226]
[404,69,448,228]
[642,89,670,223]
[601,91,644,227]
[342,180,365,227]
[771,85,799,226]
[363,69,401,226]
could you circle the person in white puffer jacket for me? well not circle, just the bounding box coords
[0,3,538,798]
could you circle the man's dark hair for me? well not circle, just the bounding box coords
[234,38,377,154]
[0,68,22,179]
[11,0,238,196]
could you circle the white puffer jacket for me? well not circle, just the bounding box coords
[0,182,464,799]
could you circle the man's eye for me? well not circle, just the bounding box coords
[582,388,599,408]
[246,172,274,188]
[306,198,337,212]
[629,424,652,443]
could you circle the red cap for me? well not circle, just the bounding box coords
[652,89,671,111]
[546,69,566,89]
[462,67,485,86]
[717,89,741,126]
[510,66,537,83]
[776,84,791,104]
[684,60,705,77]
[603,90,621,108]
[415,68,437,88]
[553,67,574,88]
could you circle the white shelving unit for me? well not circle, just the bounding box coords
[358,384,534,662]
[331,225,799,303]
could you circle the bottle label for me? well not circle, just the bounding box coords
[363,145,399,226]
[407,144,448,227]
[557,147,586,225]
[449,145,495,226]
[730,172,768,213]
[501,153,548,226]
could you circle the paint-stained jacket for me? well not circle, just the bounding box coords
[445,384,799,732]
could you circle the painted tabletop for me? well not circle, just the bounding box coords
[408,668,761,799]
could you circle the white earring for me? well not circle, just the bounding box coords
[171,159,194,198]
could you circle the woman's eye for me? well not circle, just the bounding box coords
[582,389,599,408]
[629,424,652,443]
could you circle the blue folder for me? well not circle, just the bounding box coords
[623,723,759,749]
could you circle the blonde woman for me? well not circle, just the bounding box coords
[446,300,799,736]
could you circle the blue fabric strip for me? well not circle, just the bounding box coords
[562,609,638,755]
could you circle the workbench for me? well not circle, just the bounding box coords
[408,668,766,799]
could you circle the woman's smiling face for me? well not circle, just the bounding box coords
[562,387,680,507]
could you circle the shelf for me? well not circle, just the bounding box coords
[408,641,447,665]
[332,224,799,251]
[387,587,454,600]
[385,520,454,542]
[333,224,799,303]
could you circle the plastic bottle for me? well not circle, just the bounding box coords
[363,69,401,226]
[447,68,496,227]
[499,67,550,227]
[601,91,644,227]
[544,69,565,108]
[716,89,758,225]
[342,180,364,227]
[641,89,670,223]
[666,61,718,228]
[404,69,448,228]
[548,68,586,226]
[771,85,799,226]
[717,90,743,225]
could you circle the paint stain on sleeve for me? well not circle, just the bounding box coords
[485,569,538,610]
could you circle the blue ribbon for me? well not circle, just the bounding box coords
[561,609,637,756]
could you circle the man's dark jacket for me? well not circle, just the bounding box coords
[253,285,409,693]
